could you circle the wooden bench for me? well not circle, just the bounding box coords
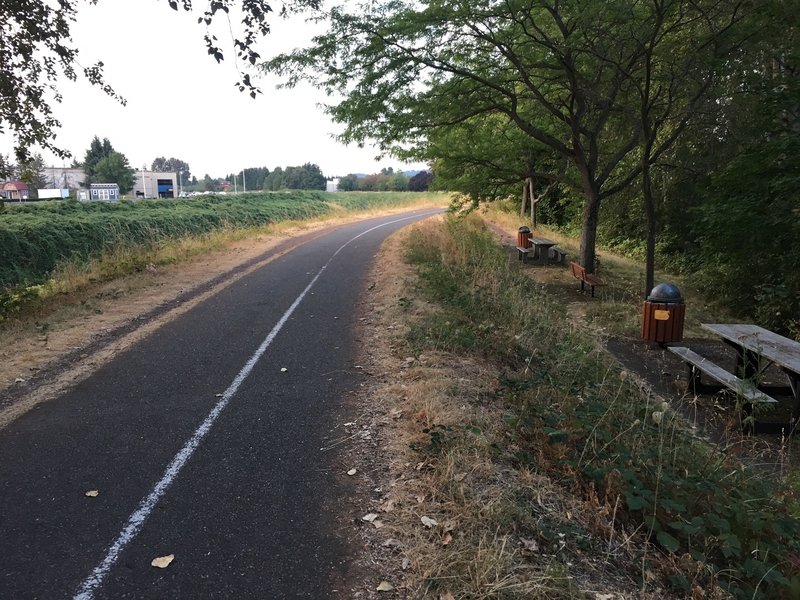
[569,262,606,297]
[549,247,567,264]
[667,346,777,405]
[516,246,532,263]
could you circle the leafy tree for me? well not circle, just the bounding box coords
[203,174,217,192]
[423,113,563,218]
[94,151,135,194]
[337,174,359,191]
[408,171,434,192]
[233,166,270,191]
[357,173,383,192]
[263,167,285,190]
[17,153,48,199]
[151,157,191,182]
[0,1,319,166]
[388,172,409,191]
[265,0,752,274]
[692,132,800,335]
[265,163,326,190]
[83,136,116,186]
[0,154,17,180]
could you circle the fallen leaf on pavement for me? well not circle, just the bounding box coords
[377,581,395,591]
[347,468,357,476]
[442,532,453,545]
[401,558,410,570]
[84,490,99,498]
[362,513,379,523]
[280,367,288,373]
[151,554,174,568]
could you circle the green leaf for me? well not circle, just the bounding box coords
[625,492,646,511]
[656,530,681,553]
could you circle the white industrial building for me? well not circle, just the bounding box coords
[42,167,179,199]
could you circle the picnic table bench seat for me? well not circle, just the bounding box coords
[667,346,777,404]
[569,262,606,297]
[516,246,532,262]
[549,247,567,264]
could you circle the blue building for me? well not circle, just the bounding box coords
[87,183,120,201]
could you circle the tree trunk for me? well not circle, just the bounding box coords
[576,163,601,273]
[520,181,528,217]
[528,178,537,227]
[642,160,656,298]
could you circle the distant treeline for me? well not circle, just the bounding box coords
[337,168,434,192]
[214,166,435,193]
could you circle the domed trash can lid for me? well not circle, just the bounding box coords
[518,226,531,233]
[647,282,683,304]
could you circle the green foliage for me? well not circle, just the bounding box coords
[689,132,800,335]
[94,151,135,194]
[0,191,431,292]
[263,163,326,190]
[83,136,115,186]
[403,217,800,598]
[152,157,191,182]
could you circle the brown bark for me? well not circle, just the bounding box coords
[642,159,656,298]
[520,181,528,218]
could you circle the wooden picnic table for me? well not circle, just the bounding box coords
[528,237,555,262]
[701,323,800,424]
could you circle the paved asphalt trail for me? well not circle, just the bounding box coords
[0,209,439,599]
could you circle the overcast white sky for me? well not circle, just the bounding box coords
[2,1,426,179]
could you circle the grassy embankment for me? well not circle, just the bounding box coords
[0,191,446,323]
[378,214,800,598]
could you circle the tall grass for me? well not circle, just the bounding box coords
[403,215,800,599]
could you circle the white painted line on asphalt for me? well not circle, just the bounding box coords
[72,210,440,600]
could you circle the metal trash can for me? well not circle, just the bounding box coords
[517,226,531,249]
[641,283,685,343]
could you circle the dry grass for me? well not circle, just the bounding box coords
[353,214,798,599]
[353,219,663,599]
[478,203,743,339]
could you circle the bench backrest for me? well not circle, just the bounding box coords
[569,262,585,279]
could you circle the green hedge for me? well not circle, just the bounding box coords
[0,191,429,289]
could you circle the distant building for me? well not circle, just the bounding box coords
[81,183,120,201]
[1,180,29,201]
[43,167,180,200]
[132,171,178,199]
[37,189,70,199]
[326,178,340,193]
[43,167,86,190]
